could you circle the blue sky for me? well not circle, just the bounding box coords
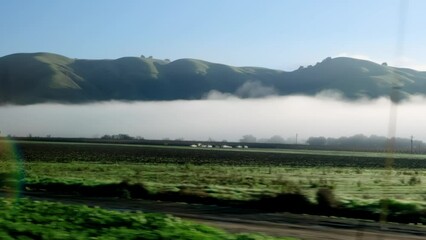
[1,0,425,70]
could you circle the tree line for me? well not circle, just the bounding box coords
[306,134,424,152]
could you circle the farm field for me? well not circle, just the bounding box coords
[10,140,426,167]
[1,140,426,224]
[6,140,426,200]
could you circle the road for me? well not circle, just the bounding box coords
[19,192,426,240]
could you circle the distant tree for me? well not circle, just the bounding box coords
[382,62,388,66]
[266,135,285,144]
[101,134,134,140]
[164,59,171,63]
[116,134,133,140]
[307,136,326,146]
[240,135,257,143]
[101,135,112,140]
[140,55,145,58]
[307,134,426,152]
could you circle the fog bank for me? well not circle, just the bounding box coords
[1,95,425,142]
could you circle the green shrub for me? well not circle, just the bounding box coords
[408,176,421,185]
[316,187,338,208]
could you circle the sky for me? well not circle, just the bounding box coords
[1,0,426,71]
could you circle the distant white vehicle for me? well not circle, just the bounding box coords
[190,144,198,147]
[243,145,249,148]
[222,145,232,148]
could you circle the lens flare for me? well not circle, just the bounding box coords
[0,138,23,201]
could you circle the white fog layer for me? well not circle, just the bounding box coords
[1,96,426,142]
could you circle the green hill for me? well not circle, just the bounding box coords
[1,52,425,104]
[284,57,426,99]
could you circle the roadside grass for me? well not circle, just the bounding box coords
[0,198,296,240]
[18,178,426,224]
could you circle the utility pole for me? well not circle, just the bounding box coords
[410,135,413,154]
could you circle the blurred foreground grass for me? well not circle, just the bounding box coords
[0,198,297,240]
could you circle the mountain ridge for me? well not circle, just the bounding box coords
[1,52,425,105]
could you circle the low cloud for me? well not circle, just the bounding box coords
[235,81,277,98]
[314,89,345,100]
[203,81,277,100]
[2,95,426,142]
[202,90,237,100]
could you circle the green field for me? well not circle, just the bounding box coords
[20,162,426,203]
[10,140,426,201]
[1,140,426,225]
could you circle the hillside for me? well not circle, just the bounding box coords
[1,52,426,105]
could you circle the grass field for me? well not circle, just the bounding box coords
[8,140,426,201]
[1,140,426,224]
[20,162,426,203]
